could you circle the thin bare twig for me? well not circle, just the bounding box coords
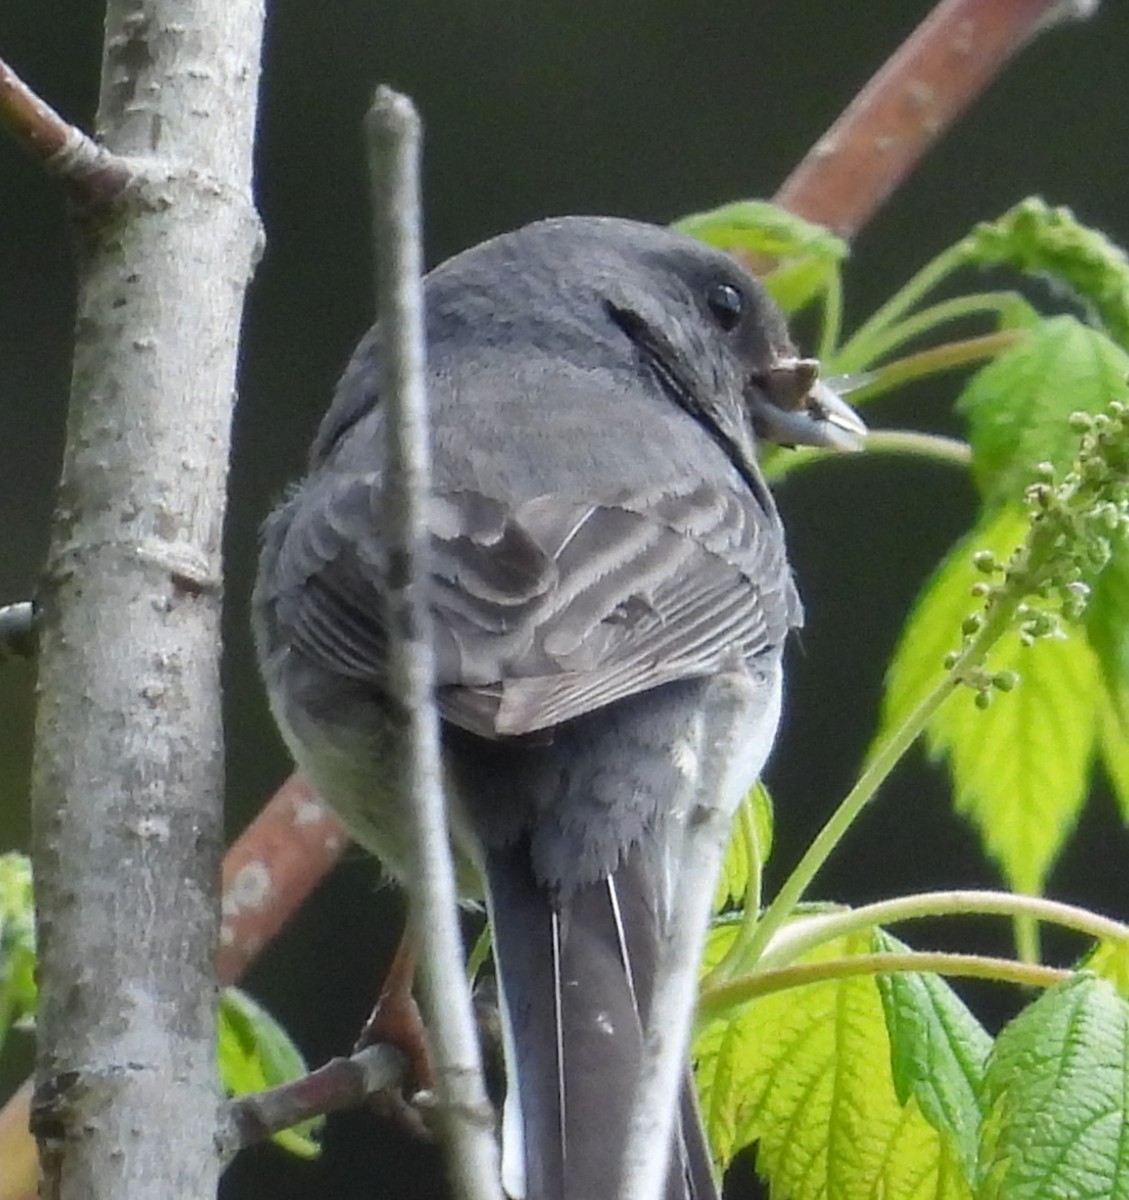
[772,0,1099,238]
[0,54,131,205]
[366,85,502,1200]
[218,1044,405,1160]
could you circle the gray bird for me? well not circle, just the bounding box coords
[253,216,865,1200]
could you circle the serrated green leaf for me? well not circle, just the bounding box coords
[966,198,1129,348]
[978,973,1129,1200]
[1083,939,1129,1000]
[675,201,847,314]
[874,930,992,1184]
[693,930,972,1199]
[218,986,322,1159]
[956,316,1129,507]
[0,852,36,1051]
[878,506,1102,892]
[713,783,774,913]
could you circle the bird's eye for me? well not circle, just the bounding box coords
[706,282,743,331]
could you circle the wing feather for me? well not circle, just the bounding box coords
[269,471,799,738]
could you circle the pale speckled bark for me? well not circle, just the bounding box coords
[29,2,264,1197]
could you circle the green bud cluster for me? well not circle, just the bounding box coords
[948,399,1129,705]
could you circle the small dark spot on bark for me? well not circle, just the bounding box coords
[30,1070,83,1139]
[103,12,155,123]
[170,571,214,598]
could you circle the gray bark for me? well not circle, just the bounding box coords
[366,88,503,1200]
[29,2,264,1196]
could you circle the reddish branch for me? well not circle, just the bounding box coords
[772,0,1098,237]
[0,55,131,205]
[218,775,349,983]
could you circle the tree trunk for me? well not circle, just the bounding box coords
[29,1,264,1195]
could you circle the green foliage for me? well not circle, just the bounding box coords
[956,315,1129,507]
[681,195,1129,1200]
[874,932,991,1183]
[694,927,972,1199]
[978,975,1129,1200]
[965,198,1129,348]
[218,986,323,1159]
[713,783,774,913]
[674,200,848,315]
[879,506,1104,892]
[0,852,35,1052]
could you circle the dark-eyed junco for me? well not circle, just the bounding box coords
[253,216,864,1200]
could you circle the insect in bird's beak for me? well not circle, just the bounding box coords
[749,356,869,452]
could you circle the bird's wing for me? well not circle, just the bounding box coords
[268,471,799,738]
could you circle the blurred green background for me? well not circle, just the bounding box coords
[2,2,1127,1197]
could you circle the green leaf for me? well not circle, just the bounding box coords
[713,783,774,913]
[956,315,1129,507]
[965,198,1129,348]
[874,931,993,1184]
[674,201,847,313]
[0,852,36,1052]
[1083,938,1129,1000]
[693,930,971,1199]
[218,986,322,1159]
[878,506,1102,892]
[978,973,1129,1200]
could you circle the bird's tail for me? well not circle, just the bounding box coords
[485,839,719,1200]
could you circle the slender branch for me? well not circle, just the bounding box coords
[749,889,1129,975]
[0,54,131,205]
[619,665,761,1200]
[217,1044,405,1161]
[772,0,1099,238]
[849,330,1028,402]
[765,428,972,483]
[366,86,501,1200]
[861,429,972,465]
[697,951,1070,1020]
[835,291,1029,372]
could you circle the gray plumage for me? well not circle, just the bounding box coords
[253,216,864,1200]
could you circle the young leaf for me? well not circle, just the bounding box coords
[0,852,36,1052]
[878,506,1102,893]
[713,783,774,913]
[675,201,847,313]
[956,315,1129,508]
[873,930,992,1184]
[218,986,322,1159]
[1083,938,1129,999]
[965,198,1129,348]
[978,973,1129,1200]
[693,930,971,1199]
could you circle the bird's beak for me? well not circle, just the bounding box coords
[750,356,868,452]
